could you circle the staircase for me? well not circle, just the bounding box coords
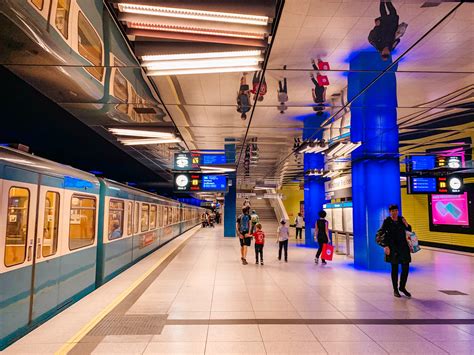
[236,198,279,238]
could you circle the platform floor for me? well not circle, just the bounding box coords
[5,225,474,354]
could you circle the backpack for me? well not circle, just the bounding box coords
[251,214,259,225]
[239,214,251,233]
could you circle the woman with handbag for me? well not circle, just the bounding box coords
[314,210,331,265]
[377,204,413,298]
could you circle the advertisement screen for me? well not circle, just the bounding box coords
[431,193,469,226]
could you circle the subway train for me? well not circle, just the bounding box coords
[0,146,204,349]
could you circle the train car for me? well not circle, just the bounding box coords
[0,147,203,349]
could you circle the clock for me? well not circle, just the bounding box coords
[175,174,189,188]
[449,177,461,190]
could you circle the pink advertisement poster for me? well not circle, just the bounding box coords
[431,193,469,226]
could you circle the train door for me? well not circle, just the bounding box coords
[0,167,38,343]
[30,175,64,322]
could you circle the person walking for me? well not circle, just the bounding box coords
[253,223,265,265]
[237,73,251,120]
[276,219,289,262]
[368,0,401,60]
[250,71,267,102]
[250,210,260,234]
[314,210,330,264]
[278,76,288,114]
[295,212,304,240]
[237,206,252,265]
[377,204,413,298]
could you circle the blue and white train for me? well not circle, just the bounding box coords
[0,146,204,349]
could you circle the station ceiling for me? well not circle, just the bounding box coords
[0,0,472,189]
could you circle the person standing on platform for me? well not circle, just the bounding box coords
[377,204,413,298]
[237,73,251,120]
[250,71,267,102]
[253,223,265,265]
[250,210,260,234]
[237,206,252,265]
[295,212,304,240]
[314,210,330,264]
[368,0,401,60]
[276,219,289,262]
[277,73,288,114]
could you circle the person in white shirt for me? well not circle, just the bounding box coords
[276,219,289,262]
[294,213,304,240]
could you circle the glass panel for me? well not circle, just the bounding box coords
[134,202,139,234]
[158,205,163,227]
[55,0,70,38]
[108,199,124,240]
[127,201,133,235]
[69,195,96,250]
[163,207,168,227]
[78,11,103,81]
[150,205,157,229]
[113,69,128,103]
[5,187,30,267]
[31,0,44,10]
[42,191,60,257]
[141,203,149,232]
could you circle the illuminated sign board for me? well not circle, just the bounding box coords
[174,153,194,171]
[174,173,227,192]
[201,154,227,165]
[407,175,463,194]
[407,155,464,172]
[202,175,227,191]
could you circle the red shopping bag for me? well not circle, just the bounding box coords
[317,74,330,86]
[321,243,334,261]
[317,61,330,71]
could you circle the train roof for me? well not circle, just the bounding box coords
[0,146,98,183]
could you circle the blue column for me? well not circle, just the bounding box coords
[349,51,400,270]
[303,113,328,247]
[224,143,237,237]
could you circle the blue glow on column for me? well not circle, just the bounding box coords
[303,113,328,247]
[349,51,400,270]
[224,143,237,237]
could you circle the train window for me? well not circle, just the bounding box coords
[31,0,44,10]
[150,205,157,229]
[141,203,149,232]
[134,202,139,234]
[69,195,96,250]
[55,0,70,39]
[163,207,168,227]
[78,11,104,81]
[169,207,174,225]
[108,199,124,240]
[113,69,128,103]
[42,192,60,257]
[127,201,133,236]
[5,187,30,267]
[158,205,163,227]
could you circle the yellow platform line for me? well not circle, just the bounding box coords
[55,227,200,355]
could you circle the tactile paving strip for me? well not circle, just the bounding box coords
[88,314,168,335]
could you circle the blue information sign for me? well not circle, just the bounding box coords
[201,175,227,191]
[408,156,435,171]
[410,177,437,193]
[201,154,227,165]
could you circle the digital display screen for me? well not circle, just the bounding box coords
[201,175,227,191]
[431,193,469,226]
[410,177,437,193]
[408,156,435,171]
[201,154,227,165]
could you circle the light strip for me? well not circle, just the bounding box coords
[109,128,175,138]
[144,57,262,70]
[118,138,181,146]
[147,65,260,76]
[128,22,264,39]
[142,50,262,62]
[201,166,236,173]
[118,3,269,26]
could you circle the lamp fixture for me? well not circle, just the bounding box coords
[146,65,260,76]
[117,3,269,26]
[108,128,175,139]
[142,50,262,62]
[143,57,262,70]
[118,138,181,146]
[200,166,236,173]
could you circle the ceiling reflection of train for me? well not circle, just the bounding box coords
[0,146,204,349]
[0,0,165,125]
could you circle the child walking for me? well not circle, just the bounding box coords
[277,219,289,262]
[253,223,265,265]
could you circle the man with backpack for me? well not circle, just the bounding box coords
[237,206,252,265]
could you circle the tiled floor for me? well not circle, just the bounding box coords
[5,225,474,354]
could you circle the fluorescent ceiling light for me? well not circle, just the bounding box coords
[118,3,269,26]
[144,57,262,70]
[337,142,361,157]
[118,138,181,146]
[201,166,236,173]
[128,22,264,39]
[326,143,346,158]
[109,128,174,138]
[147,65,260,76]
[142,50,262,62]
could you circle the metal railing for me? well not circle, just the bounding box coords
[331,230,354,258]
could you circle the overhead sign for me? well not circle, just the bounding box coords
[175,152,229,171]
[173,173,227,192]
[201,154,226,165]
[406,155,464,172]
[407,175,463,194]
[174,153,199,171]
